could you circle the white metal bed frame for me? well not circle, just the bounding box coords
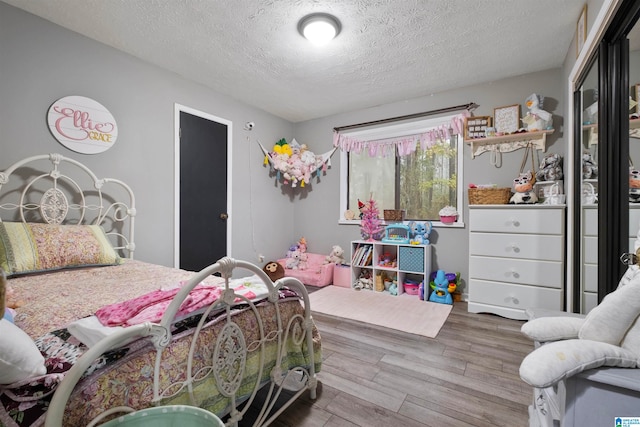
[0,153,136,258]
[44,257,318,427]
[0,154,317,427]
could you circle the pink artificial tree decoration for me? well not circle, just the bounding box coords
[360,198,384,241]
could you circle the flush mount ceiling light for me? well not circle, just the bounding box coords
[298,13,341,46]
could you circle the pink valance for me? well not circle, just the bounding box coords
[333,111,470,157]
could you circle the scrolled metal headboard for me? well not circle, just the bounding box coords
[0,153,136,258]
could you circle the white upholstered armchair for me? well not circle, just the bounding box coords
[519,240,640,426]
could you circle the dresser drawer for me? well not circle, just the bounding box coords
[469,256,563,288]
[469,233,563,261]
[469,208,563,235]
[469,279,562,311]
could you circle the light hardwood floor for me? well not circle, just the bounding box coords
[267,299,534,427]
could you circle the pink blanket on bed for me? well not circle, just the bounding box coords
[95,282,223,326]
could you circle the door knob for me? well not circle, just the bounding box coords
[220,213,228,220]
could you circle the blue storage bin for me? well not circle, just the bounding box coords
[398,246,424,272]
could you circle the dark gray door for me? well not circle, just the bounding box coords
[179,111,228,271]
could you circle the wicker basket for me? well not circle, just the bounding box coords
[383,209,406,222]
[468,187,512,205]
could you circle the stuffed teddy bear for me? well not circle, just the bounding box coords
[324,245,345,264]
[263,261,285,282]
[285,250,302,270]
[509,171,538,204]
[536,153,563,182]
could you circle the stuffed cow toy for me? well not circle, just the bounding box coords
[509,171,538,204]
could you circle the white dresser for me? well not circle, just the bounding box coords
[468,205,565,320]
[582,205,640,313]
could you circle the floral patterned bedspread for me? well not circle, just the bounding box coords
[0,260,321,427]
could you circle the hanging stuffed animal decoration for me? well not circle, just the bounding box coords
[521,93,553,131]
[509,171,538,204]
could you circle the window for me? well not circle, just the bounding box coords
[339,114,464,225]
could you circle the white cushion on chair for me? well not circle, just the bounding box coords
[579,278,640,347]
[519,339,638,388]
[521,317,585,343]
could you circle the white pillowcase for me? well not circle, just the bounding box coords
[0,319,47,384]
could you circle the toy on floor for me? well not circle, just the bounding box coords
[429,270,456,305]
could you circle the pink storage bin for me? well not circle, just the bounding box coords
[332,264,351,288]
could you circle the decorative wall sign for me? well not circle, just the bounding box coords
[493,104,521,135]
[464,116,491,139]
[47,96,118,154]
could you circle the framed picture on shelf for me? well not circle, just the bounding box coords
[464,116,491,139]
[576,5,587,58]
[493,104,521,135]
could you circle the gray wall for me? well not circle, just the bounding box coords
[0,2,297,267]
[1,2,568,289]
[293,69,564,292]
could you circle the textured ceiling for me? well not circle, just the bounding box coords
[2,0,587,122]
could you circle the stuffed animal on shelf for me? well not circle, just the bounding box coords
[263,261,285,282]
[582,152,598,179]
[536,153,563,182]
[324,245,345,264]
[408,221,433,245]
[509,171,538,204]
[521,93,553,131]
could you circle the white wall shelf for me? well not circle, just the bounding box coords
[464,129,554,159]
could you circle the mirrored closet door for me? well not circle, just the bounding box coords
[573,0,640,313]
